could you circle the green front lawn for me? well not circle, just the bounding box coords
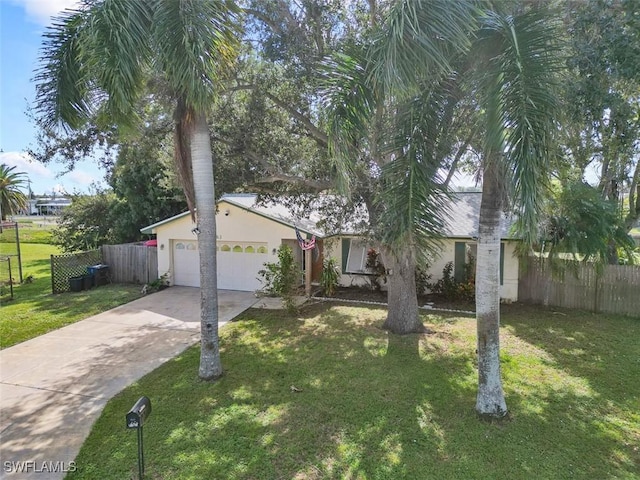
[0,243,144,348]
[69,304,640,479]
[0,218,55,244]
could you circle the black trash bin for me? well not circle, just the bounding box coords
[83,274,94,290]
[88,264,110,286]
[69,276,84,292]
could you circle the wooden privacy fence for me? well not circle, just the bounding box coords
[519,258,640,317]
[101,244,158,285]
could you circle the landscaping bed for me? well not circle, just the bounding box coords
[317,286,476,312]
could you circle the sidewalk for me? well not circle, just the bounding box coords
[0,287,257,480]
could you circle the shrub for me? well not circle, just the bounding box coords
[429,261,457,298]
[258,245,301,312]
[320,257,340,296]
[51,190,118,252]
[415,266,432,296]
[617,246,640,265]
[143,271,170,294]
[428,260,475,301]
[365,248,386,291]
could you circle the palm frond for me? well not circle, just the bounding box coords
[152,0,242,110]
[368,0,477,93]
[84,0,153,127]
[374,87,455,262]
[323,39,463,258]
[321,48,377,193]
[376,153,449,265]
[475,7,564,247]
[540,182,636,266]
[0,164,28,219]
[34,6,92,130]
[34,0,153,130]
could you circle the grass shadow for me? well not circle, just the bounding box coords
[501,303,640,410]
[67,303,640,479]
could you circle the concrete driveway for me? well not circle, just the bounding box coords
[0,287,257,480]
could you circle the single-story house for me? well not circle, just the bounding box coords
[140,192,520,301]
[140,194,325,292]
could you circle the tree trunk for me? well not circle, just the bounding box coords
[624,166,640,231]
[381,246,424,334]
[475,161,507,418]
[192,111,223,381]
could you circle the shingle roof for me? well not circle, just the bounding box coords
[443,192,516,239]
[139,194,326,236]
[141,192,517,239]
[220,194,325,236]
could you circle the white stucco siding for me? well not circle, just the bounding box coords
[427,239,519,302]
[217,201,300,251]
[324,236,520,301]
[154,215,194,280]
[153,201,301,288]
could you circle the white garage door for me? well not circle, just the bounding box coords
[172,240,269,291]
[173,240,200,287]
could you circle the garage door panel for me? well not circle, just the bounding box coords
[173,240,268,291]
[217,251,268,291]
[173,240,199,287]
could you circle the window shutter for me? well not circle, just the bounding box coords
[341,238,350,274]
[454,242,466,282]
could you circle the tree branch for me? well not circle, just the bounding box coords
[222,81,328,148]
[212,135,332,192]
[244,1,300,42]
[243,8,285,35]
[444,131,475,188]
[255,173,332,191]
[263,92,328,148]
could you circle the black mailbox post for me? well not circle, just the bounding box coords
[126,396,151,428]
[126,396,151,479]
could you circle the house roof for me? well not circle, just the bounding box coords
[221,194,325,236]
[139,194,324,236]
[140,192,517,239]
[443,192,516,239]
[140,210,190,235]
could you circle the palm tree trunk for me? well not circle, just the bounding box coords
[382,246,424,334]
[191,110,223,381]
[475,160,507,417]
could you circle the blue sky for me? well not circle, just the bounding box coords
[0,0,482,196]
[0,0,105,196]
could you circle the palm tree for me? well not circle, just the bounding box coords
[472,7,562,417]
[325,0,476,334]
[328,1,561,418]
[540,181,636,266]
[35,0,241,380]
[0,164,28,221]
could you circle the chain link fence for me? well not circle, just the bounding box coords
[0,221,23,283]
[0,256,14,300]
